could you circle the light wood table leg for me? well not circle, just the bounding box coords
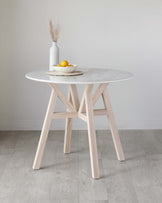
[33,87,57,169]
[102,87,125,161]
[85,84,100,179]
[32,82,124,179]
[64,86,73,153]
[64,85,80,153]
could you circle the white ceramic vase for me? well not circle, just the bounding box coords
[49,42,59,71]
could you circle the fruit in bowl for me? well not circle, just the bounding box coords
[60,60,70,67]
[53,60,77,73]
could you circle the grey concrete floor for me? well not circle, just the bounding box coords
[0,130,162,203]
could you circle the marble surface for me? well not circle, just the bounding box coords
[25,68,133,84]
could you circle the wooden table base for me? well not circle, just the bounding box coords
[33,83,125,179]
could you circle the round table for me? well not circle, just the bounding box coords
[26,68,133,179]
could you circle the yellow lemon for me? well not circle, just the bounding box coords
[60,60,69,67]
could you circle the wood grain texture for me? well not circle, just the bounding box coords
[78,86,86,113]
[85,84,100,179]
[102,87,125,161]
[70,84,80,111]
[50,84,75,112]
[32,83,125,178]
[92,83,108,106]
[33,89,57,169]
[64,86,73,154]
[53,112,78,119]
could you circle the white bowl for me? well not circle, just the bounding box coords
[51,65,77,73]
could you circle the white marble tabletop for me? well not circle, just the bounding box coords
[25,68,133,84]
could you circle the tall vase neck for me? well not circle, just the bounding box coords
[52,41,57,46]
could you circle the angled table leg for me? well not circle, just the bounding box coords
[102,86,125,161]
[85,84,100,179]
[64,84,80,153]
[33,87,57,169]
[64,86,73,153]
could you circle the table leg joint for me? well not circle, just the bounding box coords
[33,83,125,179]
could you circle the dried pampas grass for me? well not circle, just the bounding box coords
[49,19,59,42]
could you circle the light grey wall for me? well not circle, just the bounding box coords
[0,0,162,130]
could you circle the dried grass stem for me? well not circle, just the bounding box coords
[49,19,59,42]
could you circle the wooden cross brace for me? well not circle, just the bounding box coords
[32,83,125,179]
